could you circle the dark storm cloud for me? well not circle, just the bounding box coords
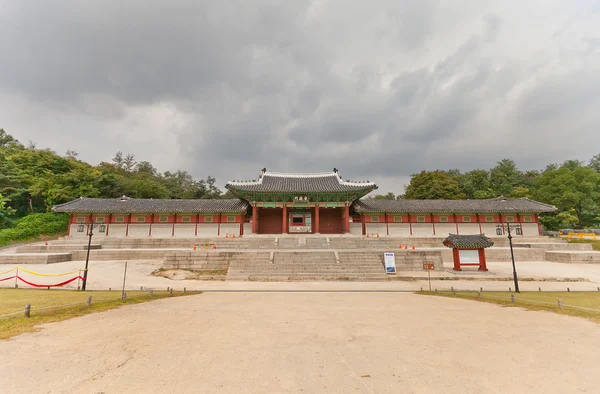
[1,0,599,194]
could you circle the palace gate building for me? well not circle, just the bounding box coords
[53,168,556,238]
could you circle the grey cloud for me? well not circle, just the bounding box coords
[1,0,599,194]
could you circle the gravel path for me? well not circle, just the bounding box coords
[2,292,600,393]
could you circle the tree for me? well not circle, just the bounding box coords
[65,150,79,159]
[456,169,494,199]
[490,159,523,195]
[122,154,137,172]
[404,171,466,200]
[589,153,600,173]
[0,193,16,229]
[533,166,600,229]
[0,129,21,148]
[371,192,396,200]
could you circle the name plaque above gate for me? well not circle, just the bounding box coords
[293,196,309,202]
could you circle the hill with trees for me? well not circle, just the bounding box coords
[2,128,600,236]
[370,158,600,230]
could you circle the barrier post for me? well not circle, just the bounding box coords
[558,299,563,309]
[24,304,31,318]
[15,267,18,289]
[511,294,515,303]
[86,296,92,306]
[121,261,128,300]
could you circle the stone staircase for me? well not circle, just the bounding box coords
[226,251,389,281]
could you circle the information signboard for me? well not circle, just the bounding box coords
[384,252,396,274]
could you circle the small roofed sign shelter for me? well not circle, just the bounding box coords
[443,234,494,272]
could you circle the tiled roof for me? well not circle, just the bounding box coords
[52,196,248,213]
[226,169,377,193]
[352,197,557,213]
[443,234,495,249]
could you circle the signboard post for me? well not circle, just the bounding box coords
[384,252,396,274]
[423,262,435,291]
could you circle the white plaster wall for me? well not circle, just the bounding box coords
[69,224,86,238]
[480,223,499,237]
[388,224,411,236]
[521,223,540,236]
[349,223,363,235]
[174,224,196,237]
[458,224,481,235]
[243,223,252,235]
[220,223,240,236]
[151,224,172,237]
[107,224,127,237]
[365,223,387,236]
[434,223,456,237]
[128,224,150,237]
[197,224,219,236]
[411,223,434,236]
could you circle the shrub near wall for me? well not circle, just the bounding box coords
[0,213,69,247]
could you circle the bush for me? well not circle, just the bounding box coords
[0,213,69,247]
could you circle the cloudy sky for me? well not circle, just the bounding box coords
[1,1,599,194]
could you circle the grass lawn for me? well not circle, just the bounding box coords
[568,239,600,251]
[0,288,198,340]
[420,291,600,323]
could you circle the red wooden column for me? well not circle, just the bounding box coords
[408,213,413,236]
[431,213,436,236]
[149,214,154,237]
[385,213,389,236]
[217,214,221,236]
[454,213,459,234]
[126,214,131,237]
[478,248,488,271]
[314,205,320,234]
[452,248,461,271]
[252,204,258,234]
[343,204,350,233]
[172,214,176,237]
[282,205,288,234]
[477,214,482,234]
[106,214,112,237]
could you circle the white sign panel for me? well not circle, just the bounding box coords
[459,250,479,263]
[384,252,396,274]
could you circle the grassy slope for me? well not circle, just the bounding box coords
[419,291,600,324]
[0,289,197,340]
[0,213,69,247]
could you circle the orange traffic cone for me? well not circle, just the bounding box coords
[404,245,408,249]
[412,245,415,250]
[367,234,370,238]
[232,234,236,238]
[376,233,380,238]
[45,242,49,246]
[226,233,229,238]
[193,245,197,250]
[211,245,217,250]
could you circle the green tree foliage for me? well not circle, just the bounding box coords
[404,171,466,199]
[533,165,600,229]
[0,129,229,220]
[370,192,396,200]
[0,213,69,247]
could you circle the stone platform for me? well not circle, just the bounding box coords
[0,253,72,265]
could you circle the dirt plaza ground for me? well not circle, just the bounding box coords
[2,291,600,393]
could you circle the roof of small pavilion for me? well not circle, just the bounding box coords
[443,234,495,249]
[352,197,557,213]
[225,169,377,193]
[52,196,248,214]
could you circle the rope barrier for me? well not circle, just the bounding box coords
[0,267,17,275]
[0,275,16,282]
[15,275,85,288]
[18,267,85,277]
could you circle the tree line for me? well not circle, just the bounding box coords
[0,129,232,228]
[370,158,600,230]
[2,128,599,231]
